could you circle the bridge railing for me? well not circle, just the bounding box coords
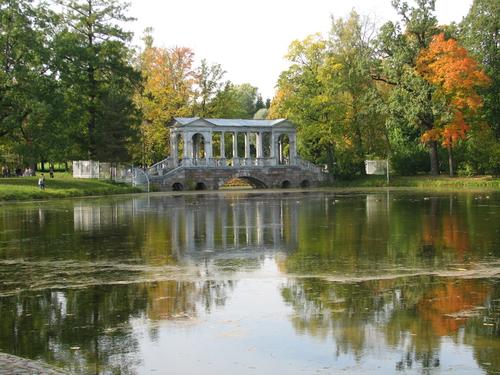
[147,156,325,173]
[296,157,325,174]
[148,157,176,175]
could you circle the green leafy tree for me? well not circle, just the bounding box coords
[0,0,65,167]
[459,0,499,137]
[54,0,140,161]
[374,0,443,175]
[270,12,386,177]
[194,59,227,116]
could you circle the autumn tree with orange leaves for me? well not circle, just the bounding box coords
[417,33,490,176]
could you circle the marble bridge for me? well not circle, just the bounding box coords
[147,118,327,191]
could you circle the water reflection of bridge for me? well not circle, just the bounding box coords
[73,194,299,255]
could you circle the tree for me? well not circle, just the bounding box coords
[0,0,64,167]
[459,0,499,137]
[134,30,196,164]
[416,33,490,176]
[374,0,442,175]
[54,0,140,161]
[193,59,227,117]
[207,82,259,119]
[270,12,386,177]
[255,94,265,111]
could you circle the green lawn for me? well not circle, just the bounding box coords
[332,175,500,189]
[0,173,141,201]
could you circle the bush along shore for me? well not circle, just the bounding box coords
[0,174,141,202]
[331,175,500,189]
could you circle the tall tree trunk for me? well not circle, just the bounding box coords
[428,140,439,176]
[87,2,97,160]
[447,144,454,177]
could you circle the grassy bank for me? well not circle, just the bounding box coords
[0,173,141,201]
[333,175,500,189]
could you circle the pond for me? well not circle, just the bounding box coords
[0,190,499,374]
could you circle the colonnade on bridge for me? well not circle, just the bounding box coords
[166,118,298,168]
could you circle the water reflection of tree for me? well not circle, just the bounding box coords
[281,276,496,371]
[284,192,500,277]
[0,277,235,374]
[280,192,499,371]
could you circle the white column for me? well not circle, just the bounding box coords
[170,131,178,166]
[270,132,276,159]
[232,132,238,158]
[289,133,297,165]
[256,132,263,158]
[232,131,238,166]
[220,132,225,158]
[244,132,250,159]
[182,132,190,159]
[204,132,212,159]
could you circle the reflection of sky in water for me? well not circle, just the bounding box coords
[0,191,498,374]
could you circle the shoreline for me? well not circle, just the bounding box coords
[1,185,499,205]
[0,175,499,203]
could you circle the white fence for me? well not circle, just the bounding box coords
[72,161,149,191]
[365,160,388,175]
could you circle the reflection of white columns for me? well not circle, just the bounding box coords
[220,132,225,158]
[291,201,298,245]
[171,209,179,254]
[271,203,280,245]
[185,209,195,250]
[221,205,227,247]
[256,132,263,158]
[256,202,263,246]
[233,205,239,247]
[244,132,250,159]
[245,205,251,245]
[205,208,214,249]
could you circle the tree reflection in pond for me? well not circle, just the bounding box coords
[0,191,498,374]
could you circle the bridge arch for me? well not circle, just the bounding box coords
[195,182,207,190]
[281,180,291,188]
[220,174,268,189]
[172,182,184,191]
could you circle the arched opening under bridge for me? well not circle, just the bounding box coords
[220,176,268,190]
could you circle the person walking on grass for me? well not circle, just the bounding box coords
[38,174,45,190]
[49,166,54,178]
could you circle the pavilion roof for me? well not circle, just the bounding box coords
[172,117,289,127]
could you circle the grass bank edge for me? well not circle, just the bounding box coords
[331,175,500,189]
[0,176,141,201]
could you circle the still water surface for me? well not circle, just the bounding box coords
[0,190,499,374]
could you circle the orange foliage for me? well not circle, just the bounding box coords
[417,33,490,109]
[417,33,490,147]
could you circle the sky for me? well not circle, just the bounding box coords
[127,0,474,100]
